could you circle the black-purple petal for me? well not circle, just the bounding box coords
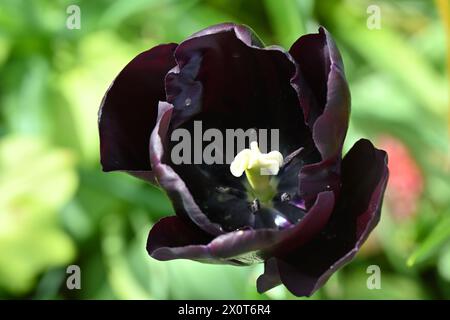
[166,23,312,155]
[163,23,320,230]
[290,27,351,207]
[147,190,335,267]
[99,43,177,181]
[267,139,388,297]
[150,102,225,236]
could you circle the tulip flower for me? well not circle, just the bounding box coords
[99,23,389,297]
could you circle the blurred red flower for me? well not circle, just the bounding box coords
[379,135,423,220]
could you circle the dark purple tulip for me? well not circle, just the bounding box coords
[98,23,389,297]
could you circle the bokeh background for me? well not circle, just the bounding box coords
[0,0,449,299]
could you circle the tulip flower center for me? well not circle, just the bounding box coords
[230,141,283,205]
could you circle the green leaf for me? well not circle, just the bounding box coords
[438,243,450,282]
[0,135,77,294]
[343,271,427,299]
[407,215,450,267]
[332,3,448,118]
[263,0,308,47]
[166,259,253,299]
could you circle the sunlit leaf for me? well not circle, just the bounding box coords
[408,214,450,267]
[0,135,77,294]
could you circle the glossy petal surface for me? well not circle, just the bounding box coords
[99,43,177,181]
[262,139,388,297]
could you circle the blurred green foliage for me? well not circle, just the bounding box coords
[0,0,449,299]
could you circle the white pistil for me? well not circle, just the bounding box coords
[230,141,283,203]
[230,141,283,177]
